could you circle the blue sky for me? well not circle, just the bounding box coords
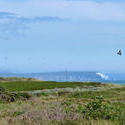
[0,0,125,73]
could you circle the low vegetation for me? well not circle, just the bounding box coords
[0,77,37,82]
[0,86,31,103]
[0,80,106,91]
[0,77,125,125]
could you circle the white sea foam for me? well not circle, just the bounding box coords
[96,72,109,80]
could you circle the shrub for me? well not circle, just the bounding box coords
[16,93,31,100]
[0,91,31,103]
[82,96,116,120]
[0,86,6,93]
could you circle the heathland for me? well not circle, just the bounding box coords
[0,77,125,125]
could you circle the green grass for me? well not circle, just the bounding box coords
[0,81,104,91]
[0,77,125,125]
[65,90,122,99]
[56,87,125,102]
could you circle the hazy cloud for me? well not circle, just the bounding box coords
[1,0,125,21]
[0,12,64,39]
[0,12,15,19]
[17,16,64,23]
[0,0,125,39]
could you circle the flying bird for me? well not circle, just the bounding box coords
[117,50,122,56]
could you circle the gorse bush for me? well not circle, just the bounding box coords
[82,96,116,120]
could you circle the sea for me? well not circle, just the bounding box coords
[0,71,125,85]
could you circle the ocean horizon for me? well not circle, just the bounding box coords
[0,71,125,85]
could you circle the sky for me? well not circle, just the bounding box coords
[0,0,125,73]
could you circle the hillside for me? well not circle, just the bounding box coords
[0,78,124,125]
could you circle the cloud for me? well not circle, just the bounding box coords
[17,16,64,23]
[1,0,125,21]
[0,0,125,39]
[50,1,125,21]
[8,0,125,22]
[0,12,64,22]
[0,12,15,19]
[0,12,64,39]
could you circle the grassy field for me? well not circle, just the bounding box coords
[0,77,125,125]
[0,80,105,91]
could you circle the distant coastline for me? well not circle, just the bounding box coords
[0,71,124,84]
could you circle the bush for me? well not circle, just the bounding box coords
[0,90,31,103]
[0,86,6,93]
[82,96,116,120]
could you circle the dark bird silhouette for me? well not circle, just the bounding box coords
[117,50,122,56]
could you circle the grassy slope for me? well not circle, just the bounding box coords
[0,78,125,125]
[0,81,105,91]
